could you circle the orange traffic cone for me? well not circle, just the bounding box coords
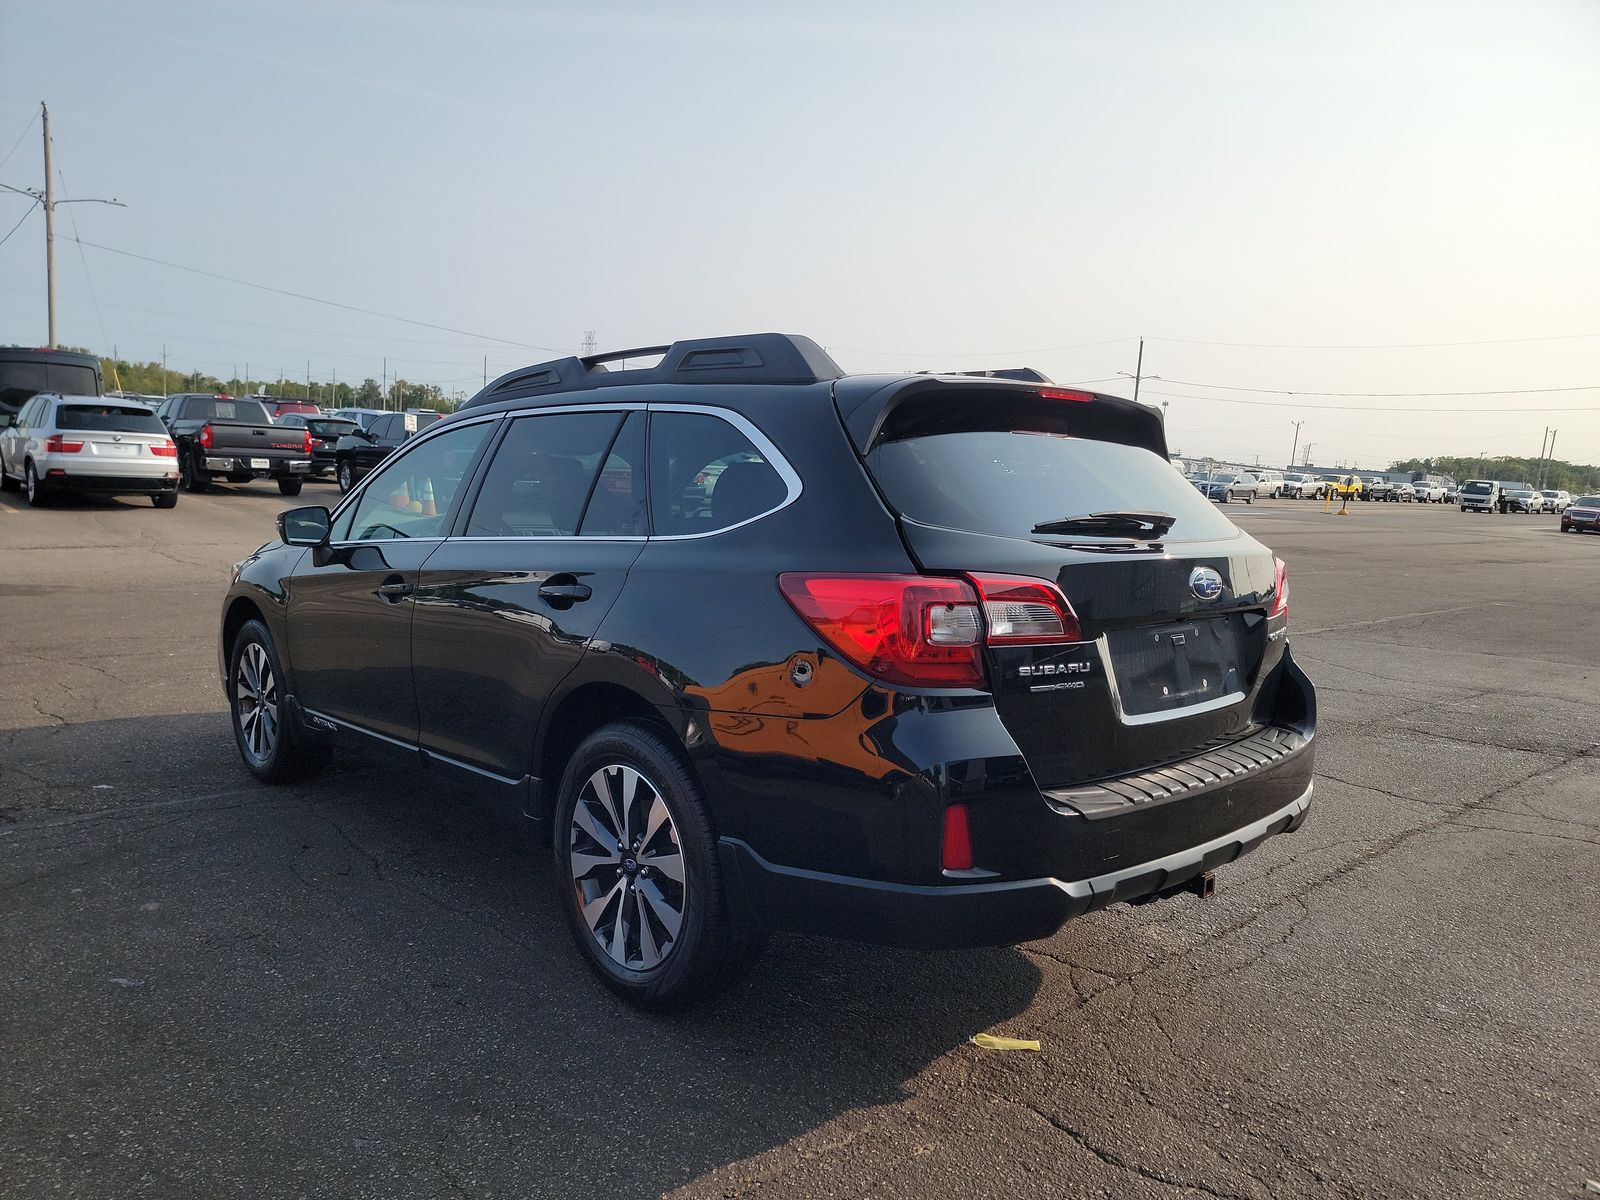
[389,480,411,510]
[418,477,436,517]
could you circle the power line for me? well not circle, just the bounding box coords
[830,336,1136,358]
[0,197,38,249]
[1143,388,1600,413]
[1149,332,1600,350]
[0,112,37,172]
[68,236,569,352]
[1158,376,1600,398]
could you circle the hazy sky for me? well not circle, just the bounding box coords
[3,1,1597,469]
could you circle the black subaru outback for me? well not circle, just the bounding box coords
[220,333,1315,1007]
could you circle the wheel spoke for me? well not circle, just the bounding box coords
[608,888,631,962]
[640,794,671,854]
[569,847,620,879]
[572,796,618,851]
[635,888,661,967]
[580,878,623,937]
[638,877,683,940]
[587,768,627,844]
[639,845,684,885]
[239,653,260,697]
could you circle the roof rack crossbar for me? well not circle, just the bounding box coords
[463,333,844,408]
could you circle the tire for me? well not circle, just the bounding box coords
[277,478,303,497]
[24,460,51,508]
[227,619,305,783]
[337,458,354,494]
[1244,494,1253,504]
[152,491,178,509]
[180,450,209,493]
[554,721,764,1010]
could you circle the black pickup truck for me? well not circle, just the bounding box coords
[155,394,313,495]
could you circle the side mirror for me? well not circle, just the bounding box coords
[278,505,331,547]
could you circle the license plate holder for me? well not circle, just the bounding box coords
[1106,616,1248,717]
[249,458,270,470]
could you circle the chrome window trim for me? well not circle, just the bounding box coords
[642,403,802,541]
[1094,635,1247,727]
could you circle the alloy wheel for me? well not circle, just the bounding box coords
[568,763,688,971]
[234,641,279,763]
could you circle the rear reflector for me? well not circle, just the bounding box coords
[968,574,1082,643]
[778,574,985,688]
[44,435,83,453]
[1270,557,1289,621]
[1037,387,1094,402]
[941,804,973,871]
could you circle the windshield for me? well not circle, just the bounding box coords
[55,404,166,434]
[1576,497,1600,507]
[185,397,272,423]
[867,430,1240,543]
[1463,482,1493,494]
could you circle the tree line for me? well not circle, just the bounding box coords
[1392,456,1600,494]
[93,354,459,412]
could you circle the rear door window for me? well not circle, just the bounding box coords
[648,411,789,534]
[463,411,636,538]
[56,405,167,434]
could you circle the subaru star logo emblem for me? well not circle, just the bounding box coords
[1188,566,1225,601]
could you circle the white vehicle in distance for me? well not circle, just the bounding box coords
[1254,468,1286,497]
[1540,489,1571,513]
[0,393,180,508]
[1412,477,1449,503]
[1280,472,1323,498]
[1459,480,1499,512]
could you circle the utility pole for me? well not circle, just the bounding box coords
[1303,443,1315,467]
[42,104,56,347]
[483,356,487,388]
[1131,337,1143,404]
[383,357,388,409]
[1542,430,1558,488]
[306,360,311,402]
[581,330,597,356]
[162,346,167,397]
[1289,420,1305,470]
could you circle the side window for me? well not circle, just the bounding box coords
[17,398,39,428]
[333,421,492,543]
[648,411,788,535]
[462,411,632,538]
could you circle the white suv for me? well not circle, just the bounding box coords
[0,393,180,508]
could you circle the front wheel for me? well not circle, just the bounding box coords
[152,491,178,509]
[228,619,305,782]
[181,451,209,493]
[277,478,303,497]
[554,722,763,1009]
[336,459,354,494]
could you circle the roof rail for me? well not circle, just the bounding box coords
[462,332,844,408]
[916,367,1056,384]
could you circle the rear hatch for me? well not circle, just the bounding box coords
[55,403,175,469]
[842,379,1286,790]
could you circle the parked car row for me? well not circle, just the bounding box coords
[1458,480,1575,514]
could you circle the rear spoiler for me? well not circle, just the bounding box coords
[836,376,1168,460]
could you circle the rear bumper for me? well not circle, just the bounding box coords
[721,783,1312,950]
[202,456,312,477]
[44,472,177,495]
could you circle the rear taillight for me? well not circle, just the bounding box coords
[941,804,973,871]
[150,439,177,458]
[967,574,1081,644]
[44,435,83,453]
[302,428,313,454]
[1037,387,1094,402]
[1270,557,1289,621]
[198,424,213,449]
[778,574,986,688]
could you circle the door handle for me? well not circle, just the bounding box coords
[538,579,592,603]
[376,576,414,603]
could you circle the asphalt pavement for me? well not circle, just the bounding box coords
[2,482,1597,1199]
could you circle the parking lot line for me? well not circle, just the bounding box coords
[1296,601,1512,636]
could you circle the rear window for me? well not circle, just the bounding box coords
[867,430,1240,543]
[56,404,166,434]
[306,419,356,437]
[184,397,271,424]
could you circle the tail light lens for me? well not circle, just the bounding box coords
[778,574,985,688]
[1037,387,1094,403]
[301,428,313,454]
[44,435,83,453]
[967,574,1081,643]
[150,438,177,458]
[197,424,213,449]
[941,804,973,871]
[1270,557,1289,620]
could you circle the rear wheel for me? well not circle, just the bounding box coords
[277,478,303,497]
[24,461,51,508]
[181,451,209,493]
[152,491,178,509]
[554,722,763,1009]
[228,619,305,782]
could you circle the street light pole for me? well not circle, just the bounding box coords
[41,103,55,347]
[1289,420,1305,469]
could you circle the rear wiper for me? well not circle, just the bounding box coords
[1031,511,1177,539]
